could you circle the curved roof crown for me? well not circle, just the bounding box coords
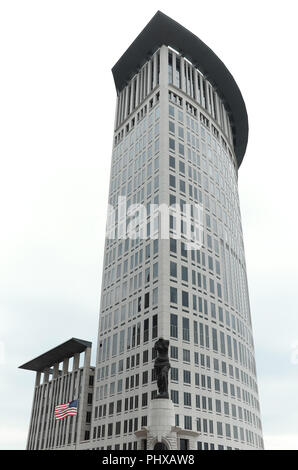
[112,11,248,167]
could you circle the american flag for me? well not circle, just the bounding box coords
[54,400,78,420]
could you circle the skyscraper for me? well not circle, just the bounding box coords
[20,11,264,451]
[92,11,263,450]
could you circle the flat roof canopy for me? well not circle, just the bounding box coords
[19,338,92,372]
[112,11,248,167]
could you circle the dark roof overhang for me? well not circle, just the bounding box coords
[19,338,92,372]
[112,11,248,167]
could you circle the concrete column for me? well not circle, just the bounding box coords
[135,72,140,109]
[27,384,39,449]
[62,358,69,375]
[35,371,41,386]
[194,69,199,103]
[84,347,91,368]
[43,376,54,450]
[180,57,186,93]
[222,103,228,135]
[76,347,91,446]
[148,59,152,93]
[205,82,211,114]
[53,362,59,379]
[119,88,124,124]
[139,67,144,103]
[43,368,50,383]
[210,85,215,118]
[116,92,121,129]
[199,74,204,107]
[190,65,194,99]
[129,82,134,115]
[144,62,149,97]
[172,51,177,88]
[65,370,76,447]
[73,353,80,370]
[54,374,64,448]
[152,52,158,89]
[214,92,220,126]
[124,87,129,123]
[124,84,130,119]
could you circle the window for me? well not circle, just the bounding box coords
[142,371,148,385]
[119,330,125,353]
[143,350,148,363]
[212,328,218,352]
[170,287,178,304]
[170,261,177,277]
[169,138,175,151]
[152,287,158,305]
[170,238,177,253]
[142,393,148,407]
[153,262,158,279]
[112,333,118,356]
[182,291,189,308]
[169,174,176,188]
[141,416,147,427]
[143,319,149,342]
[170,345,178,359]
[171,390,179,404]
[179,160,185,174]
[184,392,191,406]
[144,292,149,309]
[152,314,158,339]
[108,423,113,437]
[115,422,121,435]
[183,349,190,363]
[170,314,178,338]
[116,400,122,413]
[179,179,186,193]
[182,317,190,341]
[184,416,192,430]
[181,266,188,281]
[183,370,191,384]
[178,143,184,156]
[171,367,178,382]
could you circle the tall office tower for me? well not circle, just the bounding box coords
[92,11,263,450]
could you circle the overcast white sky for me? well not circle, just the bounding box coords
[0,0,298,450]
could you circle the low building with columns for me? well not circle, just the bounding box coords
[19,338,94,450]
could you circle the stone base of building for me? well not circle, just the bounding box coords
[135,398,199,450]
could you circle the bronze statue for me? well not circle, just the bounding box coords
[154,338,171,398]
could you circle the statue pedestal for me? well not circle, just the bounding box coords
[148,398,175,442]
[135,398,199,450]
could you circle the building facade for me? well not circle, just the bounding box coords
[90,12,264,450]
[20,338,94,450]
